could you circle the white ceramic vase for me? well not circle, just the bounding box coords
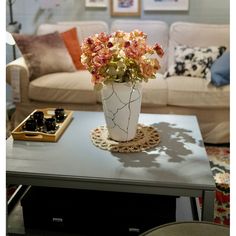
[101,82,142,142]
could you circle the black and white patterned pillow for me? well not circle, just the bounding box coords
[165,45,226,78]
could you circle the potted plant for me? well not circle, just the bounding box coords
[81,30,164,141]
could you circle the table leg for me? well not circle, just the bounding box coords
[201,190,215,222]
[6,186,9,236]
[7,185,28,214]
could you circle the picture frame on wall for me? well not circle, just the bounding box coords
[143,0,189,11]
[85,0,108,8]
[110,0,141,16]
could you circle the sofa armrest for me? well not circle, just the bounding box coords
[6,57,30,103]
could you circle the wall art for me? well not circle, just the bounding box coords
[110,0,141,16]
[85,0,108,8]
[143,0,189,11]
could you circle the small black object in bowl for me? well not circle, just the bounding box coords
[25,118,37,131]
[33,111,44,126]
[55,108,65,122]
[45,118,56,131]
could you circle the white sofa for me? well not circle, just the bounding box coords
[6,20,230,144]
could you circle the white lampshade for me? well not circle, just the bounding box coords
[6,31,15,45]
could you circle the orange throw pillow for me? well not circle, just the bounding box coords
[60,27,85,70]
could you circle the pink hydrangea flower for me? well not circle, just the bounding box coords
[81,30,163,88]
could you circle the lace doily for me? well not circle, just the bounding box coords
[90,124,160,153]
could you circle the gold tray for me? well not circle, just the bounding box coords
[11,108,73,142]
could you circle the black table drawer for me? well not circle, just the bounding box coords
[21,186,176,236]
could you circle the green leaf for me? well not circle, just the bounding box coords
[94,83,103,91]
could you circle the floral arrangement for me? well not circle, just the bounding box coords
[81,30,164,89]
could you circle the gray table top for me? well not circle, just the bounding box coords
[6,111,215,192]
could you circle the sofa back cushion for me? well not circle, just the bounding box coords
[168,22,229,67]
[37,24,77,36]
[58,21,109,41]
[37,21,109,42]
[111,20,169,74]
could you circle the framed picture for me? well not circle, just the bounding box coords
[85,0,108,8]
[143,0,189,11]
[110,0,141,16]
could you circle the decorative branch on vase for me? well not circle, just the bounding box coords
[81,30,164,141]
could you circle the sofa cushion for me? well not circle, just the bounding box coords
[29,71,97,104]
[13,32,76,80]
[168,22,229,68]
[110,20,169,74]
[60,27,85,70]
[166,45,226,78]
[167,76,229,108]
[210,51,230,87]
[142,74,168,106]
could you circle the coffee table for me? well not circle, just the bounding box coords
[6,111,215,222]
